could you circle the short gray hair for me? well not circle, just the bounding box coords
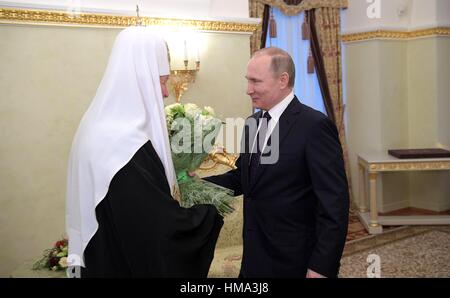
[252,47,295,87]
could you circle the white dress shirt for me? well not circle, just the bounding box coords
[251,91,295,154]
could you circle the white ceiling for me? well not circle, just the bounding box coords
[0,0,250,20]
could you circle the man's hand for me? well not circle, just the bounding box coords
[306,269,326,278]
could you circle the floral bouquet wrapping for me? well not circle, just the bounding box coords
[165,103,234,217]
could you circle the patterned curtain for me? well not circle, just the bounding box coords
[249,0,269,55]
[250,0,348,55]
[310,7,355,211]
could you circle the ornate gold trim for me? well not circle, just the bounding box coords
[342,28,450,43]
[358,157,450,172]
[0,8,259,33]
[367,161,450,172]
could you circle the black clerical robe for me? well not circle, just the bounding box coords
[81,141,223,278]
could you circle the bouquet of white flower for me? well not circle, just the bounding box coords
[165,103,234,216]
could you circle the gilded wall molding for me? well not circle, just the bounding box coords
[0,8,259,33]
[342,28,450,43]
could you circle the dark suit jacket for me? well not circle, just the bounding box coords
[204,97,349,278]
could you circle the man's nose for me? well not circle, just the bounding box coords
[162,88,169,98]
[247,85,254,95]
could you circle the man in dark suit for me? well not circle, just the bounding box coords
[204,47,349,278]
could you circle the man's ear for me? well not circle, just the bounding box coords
[279,72,289,89]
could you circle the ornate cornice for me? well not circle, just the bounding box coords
[342,28,450,43]
[259,0,348,16]
[0,7,259,33]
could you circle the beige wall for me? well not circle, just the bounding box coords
[434,37,450,211]
[344,36,450,213]
[436,37,450,149]
[345,41,383,208]
[407,37,450,211]
[345,40,410,212]
[407,38,439,148]
[378,40,410,212]
[0,24,252,276]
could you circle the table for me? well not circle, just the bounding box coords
[357,153,450,234]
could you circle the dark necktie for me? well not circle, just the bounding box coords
[249,112,272,186]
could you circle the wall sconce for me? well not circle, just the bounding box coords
[169,39,201,103]
[165,35,237,171]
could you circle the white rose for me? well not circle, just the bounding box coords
[165,103,182,117]
[200,115,221,137]
[199,114,212,127]
[184,103,201,119]
[59,257,68,268]
[203,106,215,116]
[165,103,182,110]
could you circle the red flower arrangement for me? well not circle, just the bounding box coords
[33,238,69,271]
